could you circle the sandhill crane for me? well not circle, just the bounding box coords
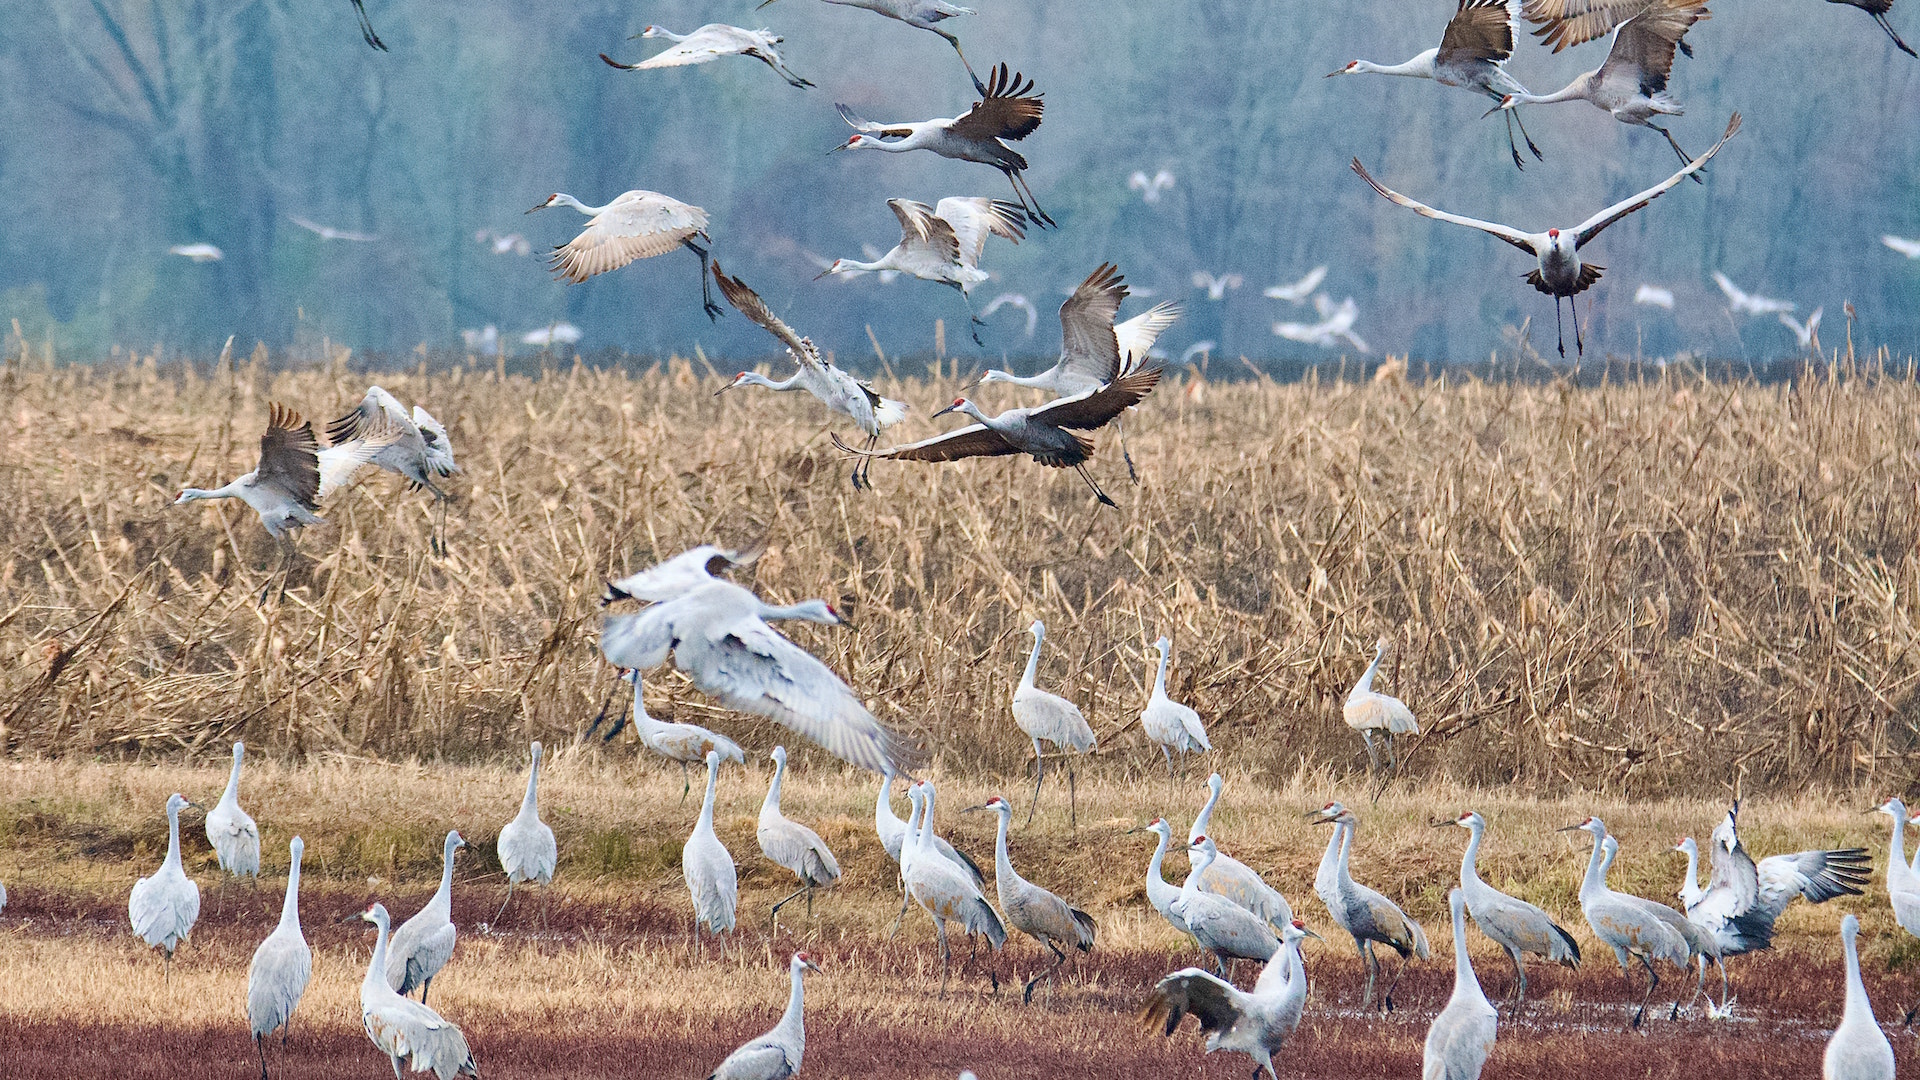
[206,741,261,879]
[1264,266,1329,304]
[1008,620,1096,826]
[758,746,843,924]
[1779,309,1825,352]
[839,367,1162,507]
[711,262,909,490]
[1140,918,1316,1080]
[1426,888,1499,1080]
[495,742,557,926]
[1275,294,1371,354]
[1344,638,1420,789]
[347,0,385,50]
[1827,914,1896,1080]
[328,386,458,554]
[248,837,312,1080]
[878,769,984,931]
[974,264,1180,481]
[1438,811,1579,1010]
[1129,169,1175,203]
[618,669,745,801]
[685,751,739,956]
[289,214,378,242]
[1353,113,1740,358]
[1885,235,1920,259]
[833,64,1056,228]
[352,903,478,1080]
[1491,0,1711,172]
[815,198,1027,344]
[981,292,1038,338]
[169,243,224,262]
[527,189,721,320]
[1129,818,1195,939]
[129,792,201,977]
[1329,0,1547,170]
[1601,834,1733,1017]
[761,0,986,92]
[386,831,464,1005]
[1559,817,1691,1026]
[1635,283,1676,308]
[599,579,919,775]
[1310,805,1429,1010]
[1191,272,1243,301]
[1871,797,1920,1019]
[707,952,821,1080]
[600,24,812,87]
[903,782,1007,997]
[1713,271,1796,316]
[1177,838,1282,976]
[965,796,1096,1002]
[1678,803,1869,959]
[1189,775,1293,930]
[1141,637,1210,779]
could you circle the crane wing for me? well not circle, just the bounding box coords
[316,429,400,500]
[951,63,1044,142]
[1595,0,1707,99]
[1114,301,1183,375]
[711,261,825,371]
[1350,159,1539,255]
[1140,968,1248,1037]
[834,103,913,137]
[549,192,709,284]
[714,1043,793,1080]
[1056,263,1128,386]
[1439,0,1518,66]
[615,29,739,69]
[833,426,1020,462]
[328,386,415,444]
[411,406,458,477]
[1519,0,1663,52]
[1031,366,1162,431]
[1573,112,1739,245]
[886,198,962,264]
[254,404,323,512]
[599,606,679,672]
[1754,848,1871,920]
[935,197,1026,268]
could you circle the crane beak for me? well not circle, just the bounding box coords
[813,267,835,280]
[932,402,962,418]
[1302,927,1324,941]
[1480,103,1505,120]
[960,805,986,814]
[1553,823,1585,832]
[827,142,849,155]
[524,203,547,215]
[1429,819,1455,828]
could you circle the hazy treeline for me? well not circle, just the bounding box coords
[1,0,1916,365]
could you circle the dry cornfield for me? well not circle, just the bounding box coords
[4,344,1920,797]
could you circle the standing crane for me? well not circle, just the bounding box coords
[1438,811,1580,1010]
[758,746,843,924]
[527,189,722,320]
[1343,638,1421,791]
[1490,0,1712,171]
[815,197,1027,344]
[833,64,1056,228]
[1827,915,1896,1080]
[706,952,822,1080]
[1176,838,1282,976]
[1425,888,1499,1080]
[973,263,1181,481]
[495,742,557,927]
[128,792,201,979]
[1139,918,1317,1080]
[1189,775,1293,930]
[599,24,813,88]
[685,751,739,957]
[206,741,261,879]
[386,831,465,1005]
[964,796,1096,1002]
[327,386,459,556]
[1010,620,1096,826]
[1558,817,1691,1027]
[757,0,987,92]
[1141,636,1210,779]
[1310,804,1429,1011]
[837,366,1162,506]
[619,669,745,802]
[879,769,985,932]
[711,262,910,490]
[352,903,479,1080]
[1871,797,1920,1019]
[1127,818,1195,939]
[1351,112,1741,358]
[599,575,920,775]
[1327,0,1546,170]
[902,782,1007,997]
[1604,834,1730,1017]
[247,837,312,1080]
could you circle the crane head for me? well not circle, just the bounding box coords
[526,194,562,214]
[1873,796,1908,819]
[1482,95,1519,118]
[813,259,848,281]
[829,135,869,154]
[1555,815,1601,836]
[794,951,821,974]
[1306,800,1343,822]
[638,25,662,37]
[1326,61,1360,77]
[1286,918,1323,942]
[1673,836,1696,855]
[933,397,972,419]
[1547,228,1560,240]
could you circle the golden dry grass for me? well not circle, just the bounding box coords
[7,346,1920,798]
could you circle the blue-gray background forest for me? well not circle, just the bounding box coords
[2,0,1916,365]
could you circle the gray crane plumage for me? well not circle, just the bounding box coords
[967,796,1096,1002]
[685,750,739,953]
[128,792,201,973]
[902,783,1006,997]
[386,830,465,1005]
[1441,811,1579,1009]
[759,746,842,923]
[620,669,745,802]
[600,23,813,89]
[1141,636,1210,777]
[496,742,557,925]
[1189,774,1292,929]
[1425,888,1498,1080]
[206,741,261,878]
[1141,919,1317,1080]
[1009,620,1096,826]
[1311,805,1428,1011]
[1559,817,1691,1027]
[356,903,479,1080]
[1174,838,1281,976]
[1129,818,1194,938]
[707,953,821,1080]
[248,837,313,1080]
[1678,803,1869,959]
[1825,914,1895,1080]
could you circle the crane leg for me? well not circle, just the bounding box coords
[1507,946,1528,1012]
[1650,125,1703,182]
[494,878,517,926]
[1360,730,1381,779]
[1874,11,1918,56]
[257,1034,268,1080]
[681,761,692,804]
[1512,107,1544,161]
[1632,953,1660,1029]
[770,883,811,927]
[1381,949,1409,1013]
[1113,416,1138,484]
[1358,941,1376,1010]
[420,977,431,1007]
[1573,294,1587,360]
[1500,109,1526,171]
[1073,464,1117,508]
[938,30,989,96]
[1025,939,1069,1005]
[1014,169,1057,230]
[1553,296,1568,359]
[1162,744,1176,780]
[1026,739,1046,825]
[889,884,912,938]
[936,919,953,1000]
[1067,759,1079,829]
[960,287,985,348]
[684,236,725,322]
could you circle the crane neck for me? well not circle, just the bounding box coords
[1350,646,1384,702]
[279,841,304,932]
[362,911,392,993]
[1145,828,1171,887]
[1678,842,1701,903]
[1354,51,1437,79]
[774,961,809,1052]
[978,369,1053,390]
[740,371,806,393]
[650,27,689,43]
[180,482,243,503]
[991,805,1016,888]
[1019,627,1045,690]
[1336,818,1356,884]
[917,786,940,853]
[163,800,185,874]
[519,747,542,818]
[1191,779,1222,843]
[1181,846,1215,900]
[1315,821,1344,894]
[763,755,787,820]
[875,773,900,835]
[1889,812,1907,878]
[1510,75,1590,107]
[833,256,892,275]
[698,758,721,832]
[434,833,459,906]
[220,746,244,807]
[1449,892,1482,1000]
[628,677,668,735]
[1459,821,1484,889]
[1842,921,1870,1023]
[901,790,925,869]
[1151,645,1172,698]
[1278,934,1310,1006]
[550,193,607,216]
